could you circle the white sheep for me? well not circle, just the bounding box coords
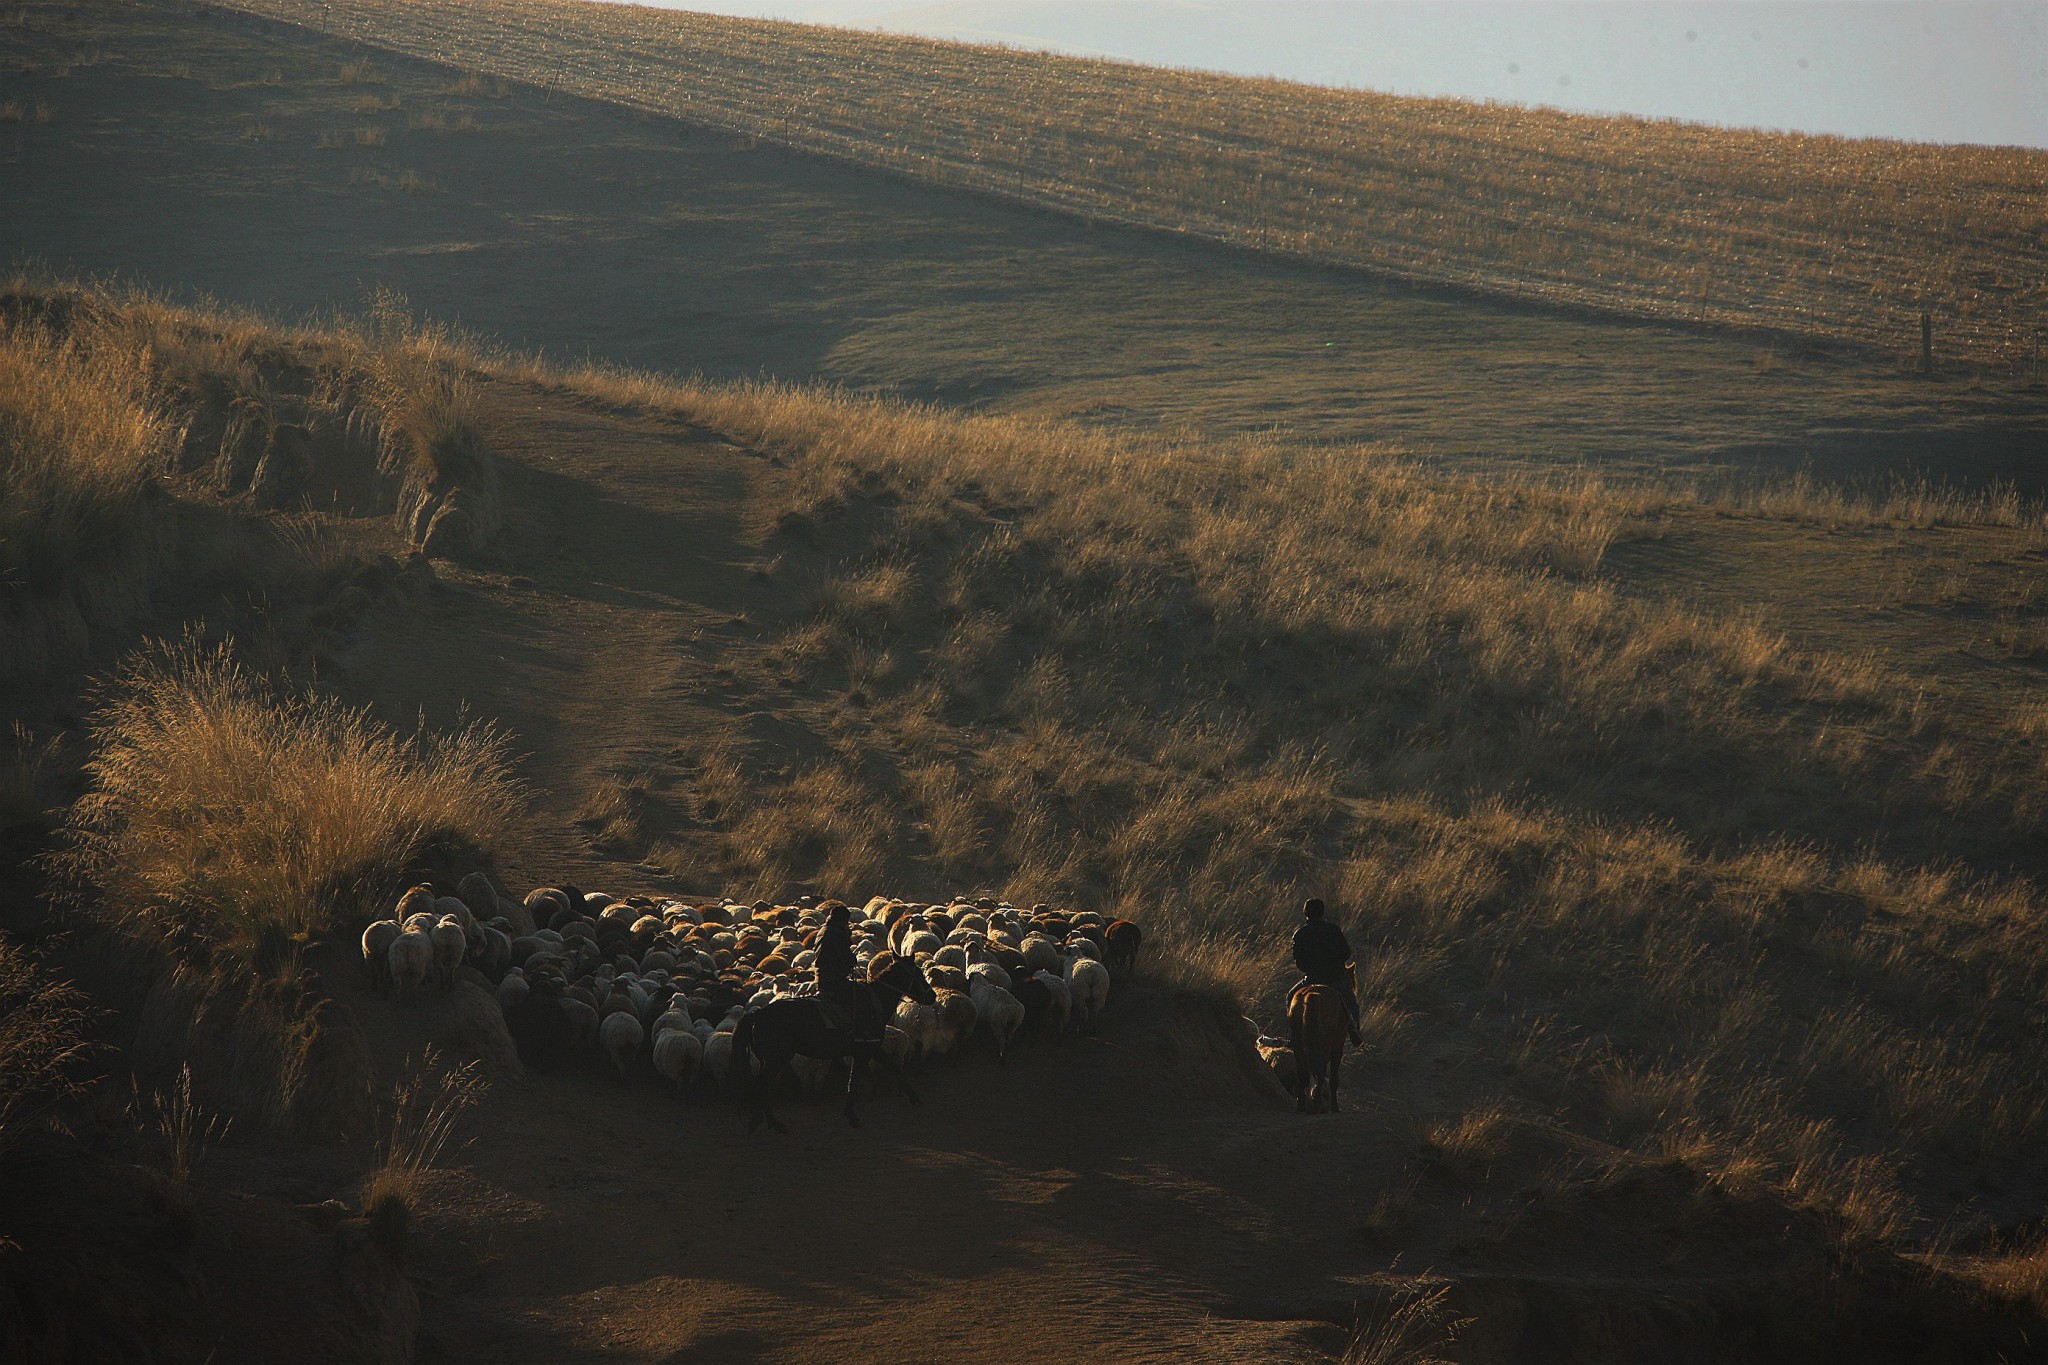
[387,928,433,1000]
[1020,933,1064,975]
[701,1030,735,1092]
[968,974,1025,1062]
[927,991,978,1058]
[434,896,476,937]
[651,1027,703,1095]
[1034,969,1072,1040]
[599,1009,644,1077]
[652,1006,691,1038]
[360,919,400,993]
[965,959,1011,991]
[429,916,468,993]
[1065,954,1111,1031]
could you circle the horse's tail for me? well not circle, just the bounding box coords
[730,1012,755,1096]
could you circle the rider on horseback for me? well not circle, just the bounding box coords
[1291,897,1361,1046]
[813,901,881,1042]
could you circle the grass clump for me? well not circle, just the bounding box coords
[0,314,171,597]
[361,1051,482,1261]
[0,940,90,1152]
[60,638,522,957]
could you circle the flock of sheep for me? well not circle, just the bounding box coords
[358,872,1143,1101]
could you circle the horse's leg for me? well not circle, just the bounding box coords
[843,1046,867,1127]
[1326,1019,1344,1115]
[756,1045,790,1134]
[1290,1014,1310,1113]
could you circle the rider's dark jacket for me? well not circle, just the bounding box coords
[814,917,856,1001]
[1291,918,1353,985]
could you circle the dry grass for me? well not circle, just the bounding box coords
[1342,1285,1465,1365]
[11,278,2047,1256]
[59,638,522,955]
[132,1061,231,1187]
[232,0,2047,370]
[361,1051,483,1260]
[0,312,172,596]
[0,939,90,1150]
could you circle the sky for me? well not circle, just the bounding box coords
[610,1,2048,147]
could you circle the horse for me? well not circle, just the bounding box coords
[1288,983,1348,1114]
[732,952,937,1133]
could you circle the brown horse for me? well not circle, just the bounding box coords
[1288,984,1348,1113]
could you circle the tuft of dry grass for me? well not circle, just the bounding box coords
[0,314,172,597]
[132,1061,231,1188]
[0,941,91,1153]
[59,637,523,955]
[361,1051,483,1260]
[235,0,2046,369]
[1342,1285,1466,1365]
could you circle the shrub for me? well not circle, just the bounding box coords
[60,638,523,956]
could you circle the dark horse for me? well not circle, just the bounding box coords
[1288,983,1349,1114]
[732,952,936,1133]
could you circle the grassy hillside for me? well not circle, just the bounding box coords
[222,0,2048,370]
[5,279,2048,1359]
[3,0,2040,493]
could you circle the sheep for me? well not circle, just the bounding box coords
[505,979,570,1069]
[927,990,978,1059]
[360,919,400,993]
[933,943,968,971]
[1020,933,1064,976]
[560,997,600,1051]
[892,998,938,1067]
[394,884,437,923]
[652,1006,692,1038]
[477,925,512,978]
[430,916,468,993]
[967,973,1025,1062]
[965,959,1011,992]
[495,966,530,1015]
[457,871,501,922]
[434,895,477,937]
[1065,954,1111,1031]
[388,927,434,1000]
[651,1027,703,1095]
[599,1009,644,1078]
[701,1029,736,1093]
[1033,969,1073,1041]
[1105,919,1143,976]
[903,930,943,959]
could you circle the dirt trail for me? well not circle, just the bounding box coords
[320,378,1393,1362]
